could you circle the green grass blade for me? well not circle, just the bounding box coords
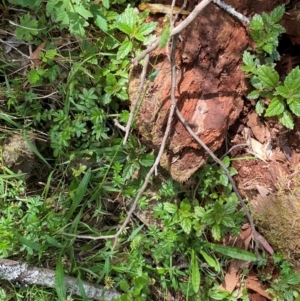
[23,130,50,166]
[66,168,91,220]
[204,242,258,262]
[191,249,200,293]
[55,254,66,301]
[15,233,41,251]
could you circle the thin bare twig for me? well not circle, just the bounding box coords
[123,54,150,144]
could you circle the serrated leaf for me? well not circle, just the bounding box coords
[139,153,154,166]
[116,6,137,36]
[270,4,285,23]
[211,224,221,241]
[159,25,170,48]
[102,0,110,9]
[279,110,294,129]
[286,273,300,285]
[221,216,235,227]
[251,76,263,89]
[205,242,258,261]
[191,249,200,293]
[242,51,255,68]
[221,156,230,167]
[74,3,93,19]
[181,217,192,234]
[120,279,130,292]
[137,22,157,37]
[257,65,279,88]
[256,100,265,115]
[95,15,108,31]
[194,206,205,217]
[265,97,285,117]
[218,173,228,186]
[249,14,264,30]
[262,43,274,54]
[223,201,237,215]
[276,85,290,98]
[16,14,39,41]
[117,39,133,60]
[283,66,300,94]
[289,100,300,116]
[164,202,178,214]
[200,250,220,272]
[271,23,286,35]
[247,90,260,99]
[261,12,271,25]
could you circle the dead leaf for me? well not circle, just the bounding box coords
[30,41,46,69]
[219,225,253,293]
[246,275,272,300]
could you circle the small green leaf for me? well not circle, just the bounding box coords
[181,217,192,234]
[74,4,93,19]
[200,250,220,272]
[117,39,133,60]
[247,90,260,99]
[255,99,265,116]
[221,156,230,168]
[289,100,300,116]
[147,69,161,81]
[283,66,300,94]
[221,216,235,227]
[101,0,110,9]
[120,280,130,292]
[116,6,137,36]
[249,14,264,31]
[191,249,200,293]
[159,25,170,48]
[276,85,290,98]
[211,224,221,241]
[286,273,300,285]
[257,65,279,88]
[205,242,258,261]
[136,22,157,37]
[279,110,294,129]
[270,4,285,23]
[218,173,228,186]
[265,97,285,117]
[164,202,178,214]
[262,43,274,54]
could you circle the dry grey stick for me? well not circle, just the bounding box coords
[0,259,120,301]
[123,54,150,145]
[168,36,260,255]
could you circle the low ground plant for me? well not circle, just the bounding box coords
[1,1,300,300]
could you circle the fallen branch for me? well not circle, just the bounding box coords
[0,259,120,301]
